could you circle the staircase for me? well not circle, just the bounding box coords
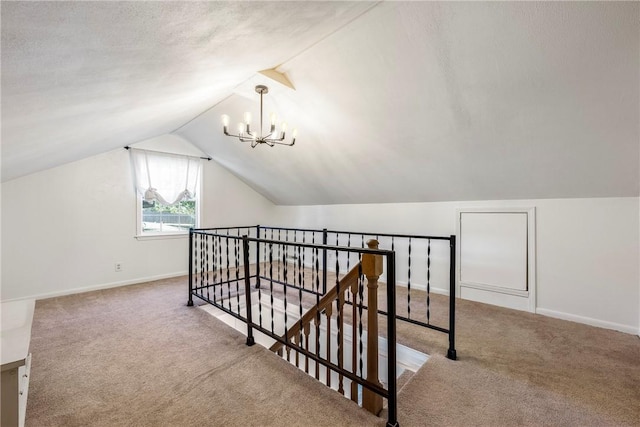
[200,290,428,399]
[199,241,428,415]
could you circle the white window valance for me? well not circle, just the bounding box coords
[130,148,201,206]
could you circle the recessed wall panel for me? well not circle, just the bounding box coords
[460,212,528,292]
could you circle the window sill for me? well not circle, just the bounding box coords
[135,233,189,241]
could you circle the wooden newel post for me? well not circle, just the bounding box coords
[362,239,383,415]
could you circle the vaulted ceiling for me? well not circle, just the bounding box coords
[2,1,638,205]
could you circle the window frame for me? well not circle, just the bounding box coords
[134,166,202,240]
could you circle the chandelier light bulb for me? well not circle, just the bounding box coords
[237,123,244,135]
[282,122,288,132]
[292,129,298,138]
[244,112,252,125]
[221,115,230,127]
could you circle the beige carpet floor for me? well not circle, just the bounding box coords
[25,275,639,426]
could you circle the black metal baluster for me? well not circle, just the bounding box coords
[187,228,193,307]
[350,261,358,403]
[242,235,255,347]
[235,231,241,315]
[188,229,193,306]
[322,229,328,294]
[210,235,217,303]
[283,243,290,361]
[293,230,297,291]
[194,233,198,299]
[262,228,267,279]
[258,240,263,328]
[357,260,364,384]
[448,235,457,360]
[427,238,431,325]
[206,234,210,301]
[200,234,204,300]
[408,237,412,319]
[335,249,343,394]
[217,235,223,304]
[360,231,366,383]
[194,233,199,298]
[314,246,321,380]
[302,232,306,290]
[211,234,217,304]
[213,235,217,301]
[226,236,231,310]
[277,230,282,282]
[386,254,398,427]
[346,233,351,303]
[218,234,223,302]
[269,242,275,335]
[297,244,303,359]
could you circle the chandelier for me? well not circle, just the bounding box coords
[222,85,297,148]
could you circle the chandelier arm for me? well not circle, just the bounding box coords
[264,135,286,143]
[225,133,245,140]
[270,139,295,146]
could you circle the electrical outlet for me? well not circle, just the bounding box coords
[115,263,122,272]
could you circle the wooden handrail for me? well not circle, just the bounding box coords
[269,263,361,353]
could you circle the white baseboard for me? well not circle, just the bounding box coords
[1,271,188,303]
[536,308,638,335]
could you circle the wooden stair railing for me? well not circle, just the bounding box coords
[269,263,360,354]
[269,240,384,416]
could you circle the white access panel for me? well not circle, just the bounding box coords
[457,208,536,313]
[460,212,528,291]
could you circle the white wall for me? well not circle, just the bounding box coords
[271,197,639,334]
[3,141,638,336]
[0,135,275,301]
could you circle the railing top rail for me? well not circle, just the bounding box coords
[192,226,256,232]
[258,225,326,233]
[190,230,394,255]
[259,225,452,241]
[193,225,453,241]
[326,229,452,241]
[244,236,394,256]
[191,230,242,237]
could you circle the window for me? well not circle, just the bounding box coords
[141,199,197,233]
[130,148,202,238]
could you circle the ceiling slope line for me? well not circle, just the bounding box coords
[273,1,383,69]
[169,1,383,137]
[170,92,236,135]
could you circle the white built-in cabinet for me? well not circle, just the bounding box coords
[1,299,35,427]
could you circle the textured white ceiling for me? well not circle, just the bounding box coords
[1,1,375,181]
[2,1,639,205]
